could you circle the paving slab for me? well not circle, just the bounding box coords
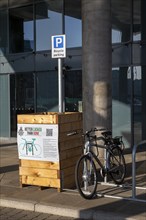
[0,141,146,220]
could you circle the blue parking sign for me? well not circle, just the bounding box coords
[51,35,66,58]
[54,36,64,48]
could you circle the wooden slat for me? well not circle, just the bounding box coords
[58,113,82,124]
[59,138,83,151]
[60,147,83,160]
[59,121,82,133]
[17,112,82,125]
[20,175,61,188]
[60,155,80,169]
[59,131,82,142]
[17,114,58,124]
[61,166,75,178]
[20,159,60,169]
[62,174,76,189]
[19,167,60,178]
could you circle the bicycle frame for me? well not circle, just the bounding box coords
[84,140,122,175]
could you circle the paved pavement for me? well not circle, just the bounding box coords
[0,207,79,220]
[0,138,146,220]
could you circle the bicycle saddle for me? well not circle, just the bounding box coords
[101,130,112,137]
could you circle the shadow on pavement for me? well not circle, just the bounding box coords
[0,143,17,148]
[0,164,19,174]
[78,194,146,220]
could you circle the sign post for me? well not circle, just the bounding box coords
[51,35,66,113]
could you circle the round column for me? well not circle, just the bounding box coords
[82,0,112,131]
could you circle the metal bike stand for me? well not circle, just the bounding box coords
[98,142,146,203]
[64,142,146,203]
[132,140,146,202]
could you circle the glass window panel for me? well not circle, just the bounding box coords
[141,66,146,140]
[141,44,146,65]
[141,0,146,41]
[36,0,63,51]
[132,43,141,64]
[9,5,34,53]
[10,73,34,136]
[16,73,34,112]
[9,0,33,7]
[112,44,131,66]
[36,71,58,112]
[112,0,131,43]
[0,10,8,55]
[10,74,16,137]
[112,67,131,148]
[64,70,82,112]
[0,75,10,137]
[65,0,82,48]
[133,0,141,41]
[0,0,8,8]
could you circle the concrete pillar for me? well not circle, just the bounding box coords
[82,0,112,131]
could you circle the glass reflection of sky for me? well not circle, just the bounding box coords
[65,16,82,48]
[36,11,62,51]
[24,10,82,51]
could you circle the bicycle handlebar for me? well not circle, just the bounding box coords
[67,131,78,136]
[66,128,110,138]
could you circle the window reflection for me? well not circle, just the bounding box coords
[112,30,122,43]
[64,70,82,112]
[9,5,34,53]
[133,67,142,143]
[0,10,8,55]
[133,0,141,41]
[0,0,8,8]
[36,72,58,112]
[10,73,34,136]
[112,67,131,148]
[112,0,131,43]
[36,0,63,51]
[65,0,82,48]
[9,0,33,7]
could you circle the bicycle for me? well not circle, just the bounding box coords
[74,128,126,199]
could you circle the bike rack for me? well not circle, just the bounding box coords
[64,140,146,203]
[132,140,146,202]
[101,140,146,203]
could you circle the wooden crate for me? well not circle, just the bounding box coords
[17,112,83,191]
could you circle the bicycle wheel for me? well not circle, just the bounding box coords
[108,146,126,184]
[75,154,97,199]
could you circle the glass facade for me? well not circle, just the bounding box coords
[36,71,58,112]
[0,0,145,147]
[0,0,82,137]
[0,9,8,55]
[9,5,34,53]
[111,0,146,146]
[36,0,63,51]
[65,0,82,48]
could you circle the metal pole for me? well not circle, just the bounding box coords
[104,148,107,183]
[132,144,136,199]
[58,58,63,112]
